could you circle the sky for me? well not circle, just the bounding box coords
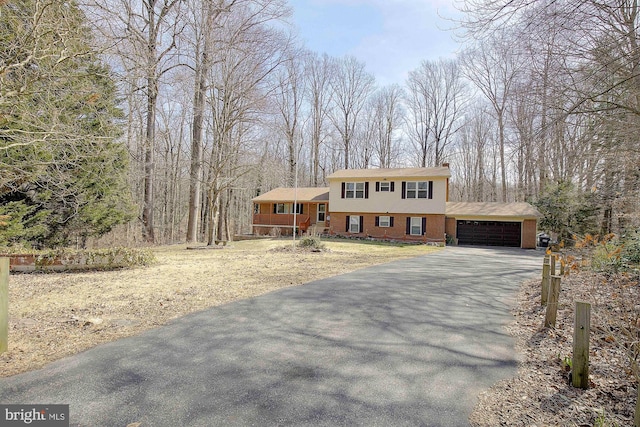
[288,0,462,86]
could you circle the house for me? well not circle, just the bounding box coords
[252,187,329,236]
[326,167,451,243]
[251,166,541,248]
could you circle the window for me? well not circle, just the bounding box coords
[275,203,286,214]
[406,181,428,199]
[379,215,391,227]
[343,182,367,198]
[376,181,395,192]
[410,217,422,235]
[293,203,303,214]
[317,204,326,222]
[254,204,259,214]
[349,215,360,233]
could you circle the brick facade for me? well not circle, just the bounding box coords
[522,219,537,249]
[329,212,446,243]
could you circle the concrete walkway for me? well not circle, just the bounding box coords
[0,246,542,426]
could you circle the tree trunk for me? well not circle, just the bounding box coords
[142,74,157,243]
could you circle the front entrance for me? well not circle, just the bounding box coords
[317,203,326,225]
[456,220,521,247]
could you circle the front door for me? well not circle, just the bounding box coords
[317,203,326,225]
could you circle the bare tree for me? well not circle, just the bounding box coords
[185,0,240,243]
[273,49,305,186]
[303,52,334,185]
[89,0,185,243]
[406,58,467,167]
[462,35,523,202]
[368,85,404,168]
[329,56,375,169]
[202,0,292,245]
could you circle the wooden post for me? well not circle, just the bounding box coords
[541,255,550,306]
[550,254,556,276]
[544,275,561,328]
[572,301,591,389]
[0,257,8,354]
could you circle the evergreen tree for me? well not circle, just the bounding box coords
[0,0,133,248]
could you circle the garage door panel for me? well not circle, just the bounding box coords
[456,220,521,247]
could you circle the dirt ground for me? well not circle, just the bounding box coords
[0,238,440,378]
[470,268,639,426]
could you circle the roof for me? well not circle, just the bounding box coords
[327,167,451,180]
[446,202,541,218]
[252,187,330,203]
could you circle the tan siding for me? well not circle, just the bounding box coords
[329,179,447,214]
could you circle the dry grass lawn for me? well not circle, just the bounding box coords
[1,238,440,378]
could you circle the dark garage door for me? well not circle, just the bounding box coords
[456,220,521,247]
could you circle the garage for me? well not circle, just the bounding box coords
[445,202,541,249]
[456,220,521,247]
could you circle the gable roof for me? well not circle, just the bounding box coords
[252,187,330,203]
[446,202,541,218]
[327,167,451,180]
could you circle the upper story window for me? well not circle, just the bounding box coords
[342,182,369,199]
[402,181,433,199]
[375,181,395,192]
[407,181,428,198]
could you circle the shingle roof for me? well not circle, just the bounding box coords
[327,167,451,179]
[252,187,330,202]
[446,202,541,218]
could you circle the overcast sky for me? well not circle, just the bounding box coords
[288,0,462,86]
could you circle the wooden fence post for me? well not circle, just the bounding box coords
[572,301,591,389]
[544,275,562,328]
[0,257,8,354]
[541,255,551,306]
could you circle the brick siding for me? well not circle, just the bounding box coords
[329,212,446,243]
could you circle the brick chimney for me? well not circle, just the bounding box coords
[443,163,450,201]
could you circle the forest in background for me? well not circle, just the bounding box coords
[0,0,639,248]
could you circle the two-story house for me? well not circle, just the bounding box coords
[251,165,540,248]
[326,167,450,243]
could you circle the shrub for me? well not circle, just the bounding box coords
[621,230,640,268]
[297,236,325,251]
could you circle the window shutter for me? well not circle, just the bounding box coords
[401,182,406,199]
[359,216,364,233]
[346,215,350,232]
[391,182,395,192]
[428,181,433,199]
[376,182,380,192]
[422,217,427,235]
[273,204,277,214]
[365,182,369,199]
[390,217,394,227]
[341,182,346,198]
[406,217,411,235]
[375,216,379,227]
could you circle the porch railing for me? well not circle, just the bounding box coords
[252,214,311,232]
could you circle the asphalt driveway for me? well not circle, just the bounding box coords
[0,246,542,426]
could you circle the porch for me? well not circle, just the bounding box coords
[252,214,312,235]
